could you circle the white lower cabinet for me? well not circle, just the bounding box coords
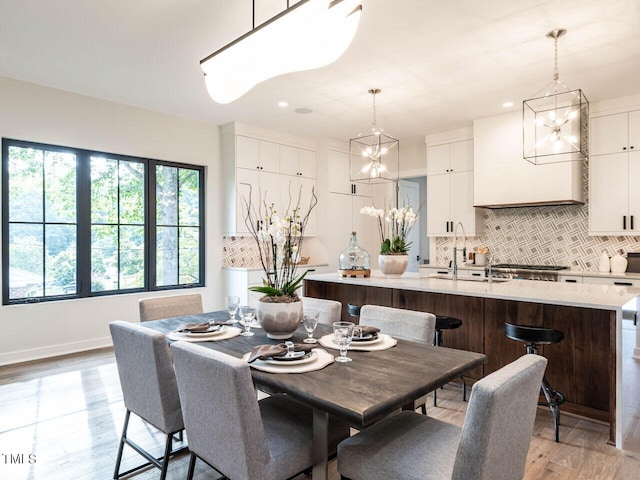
[581,276,640,288]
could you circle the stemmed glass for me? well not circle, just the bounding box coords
[225,296,240,323]
[240,306,256,336]
[302,309,319,344]
[333,321,354,362]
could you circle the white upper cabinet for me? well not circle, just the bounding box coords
[236,135,280,172]
[327,149,373,197]
[589,109,640,235]
[427,139,473,175]
[426,137,482,237]
[280,145,317,178]
[590,110,640,156]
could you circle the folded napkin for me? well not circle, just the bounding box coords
[177,322,225,333]
[247,343,317,363]
[354,325,380,337]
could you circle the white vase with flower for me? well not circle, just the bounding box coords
[240,183,317,339]
[360,205,417,278]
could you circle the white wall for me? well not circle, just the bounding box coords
[0,77,223,365]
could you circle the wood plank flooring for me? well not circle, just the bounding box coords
[1,324,640,480]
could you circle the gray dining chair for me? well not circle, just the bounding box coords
[337,354,547,480]
[138,293,203,322]
[109,321,187,480]
[359,305,436,414]
[170,341,350,480]
[302,296,342,324]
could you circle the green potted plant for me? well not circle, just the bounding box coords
[240,183,317,338]
[360,205,417,278]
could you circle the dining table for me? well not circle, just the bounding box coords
[144,310,488,480]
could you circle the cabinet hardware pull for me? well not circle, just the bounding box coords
[623,147,627,150]
[632,216,635,230]
[631,146,635,149]
[623,216,627,230]
[614,281,633,286]
[437,270,448,274]
[565,279,577,283]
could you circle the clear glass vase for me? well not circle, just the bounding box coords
[339,231,371,273]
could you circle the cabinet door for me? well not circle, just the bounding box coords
[236,168,260,233]
[628,151,640,233]
[259,140,280,173]
[298,149,316,178]
[589,153,628,233]
[426,143,450,175]
[281,175,317,235]
[259,170,281,214]
[279,145,299,176]
[450,171,476,231]
[450,139,473,172]
[328,149,353,195]
[426,174,451,236]
[590,113,628,156]
[236,135,260,170]
[629,110,640,152]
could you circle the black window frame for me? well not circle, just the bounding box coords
[2,138,206,305]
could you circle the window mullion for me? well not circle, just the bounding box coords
[77,152,92,297]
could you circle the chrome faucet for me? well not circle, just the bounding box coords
[487,254,494,284]
[451,222,467,281]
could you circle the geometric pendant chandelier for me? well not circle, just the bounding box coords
[523,28,589,165]
[200,0,363,104]
[350,88,400,184]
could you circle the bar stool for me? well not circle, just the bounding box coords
[433,316,465,406]
[504,322,566,442]
[347,304,361,323]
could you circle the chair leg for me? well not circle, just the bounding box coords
[540,376,565,443]
[420,403,427,415]
[462,378,467,402]
[159,434,173,480]
[113,409,131,479]
[433,387,437,407]
[187,453,197,480]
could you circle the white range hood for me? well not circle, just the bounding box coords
[473,111,583,208]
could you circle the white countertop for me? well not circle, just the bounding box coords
[306,271,640,311]
[224,263,329,272]
[419,263,640,279]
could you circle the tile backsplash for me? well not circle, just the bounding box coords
[435,161,640,270]
[223,236,261,267]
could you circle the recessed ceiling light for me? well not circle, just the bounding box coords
[278,101,288,108]
[503,101,514,108]
[295,107,313,114]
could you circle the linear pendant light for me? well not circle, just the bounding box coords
[200,0,363,104]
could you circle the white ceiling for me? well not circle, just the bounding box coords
[1,0,639,143]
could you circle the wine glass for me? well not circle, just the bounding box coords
[240,306,256,336]
[225,296,240,323]
[302,309,319,344]
[333,321,354,362]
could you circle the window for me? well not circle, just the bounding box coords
[2,139,205,304]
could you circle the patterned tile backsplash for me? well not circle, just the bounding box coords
[223,236,261,267]
[435,160,640,271]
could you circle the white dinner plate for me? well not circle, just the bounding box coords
[264,350,317,366]
[183,326,225,338]
[343,334,382,346]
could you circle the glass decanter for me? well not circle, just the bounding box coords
[339,231,371,272]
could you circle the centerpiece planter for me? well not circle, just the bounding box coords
[256,297,303,339]
[378,254,409,278]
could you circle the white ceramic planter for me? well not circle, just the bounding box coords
[378,254,409,278]
[256,299,303,339]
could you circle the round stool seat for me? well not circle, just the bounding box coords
[435,315,462,331]
[504,323,564,345]
[347,304,362,317]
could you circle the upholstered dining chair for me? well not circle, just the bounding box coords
[301,296,342,324]
[359,305,436,414]
[109,321,186,480]
[359,305,436,343]
[337,354,547,480]
[138,293,203,322]
[170,341,350,480]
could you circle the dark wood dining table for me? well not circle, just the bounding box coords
[145,310,487,480]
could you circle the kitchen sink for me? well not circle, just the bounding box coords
[428,274,509,283]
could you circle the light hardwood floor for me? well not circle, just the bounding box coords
[1,324,640,480]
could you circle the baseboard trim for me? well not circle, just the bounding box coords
[0,337,112,366]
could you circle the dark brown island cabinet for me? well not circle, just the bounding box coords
[304,273,630,445]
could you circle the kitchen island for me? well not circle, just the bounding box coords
[304,271,640,449]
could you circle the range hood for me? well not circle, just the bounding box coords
[473,111,583,208]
